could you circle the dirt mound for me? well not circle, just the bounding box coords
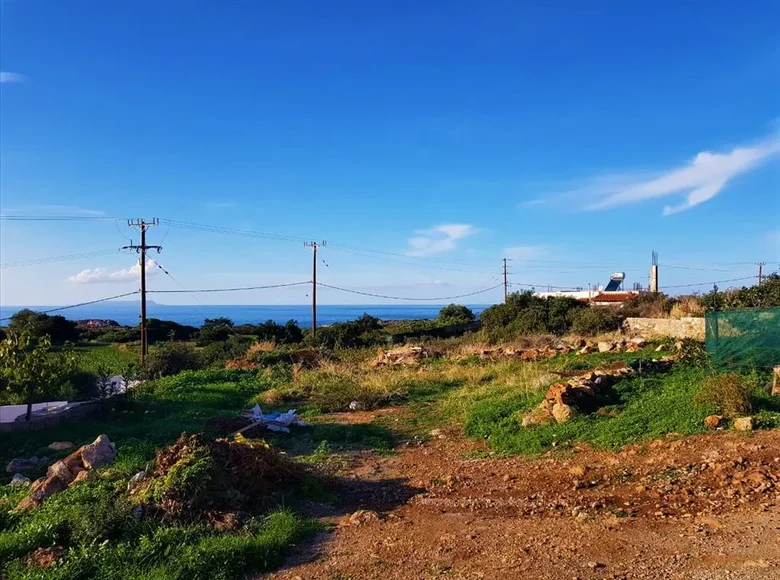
[137,433,308,524]
[204,416,251,434]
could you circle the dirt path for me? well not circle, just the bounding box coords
[267,428,780,579]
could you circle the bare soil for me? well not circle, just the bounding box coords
[267,426,780,579]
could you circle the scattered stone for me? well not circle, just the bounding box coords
[655,344,667,352]
[429,429,446,440]
[10,473,31,486]
[743,560,770,568]
[5,457,41,473]
[587,561,606,569]
[569,466,587,478]
[579,345,595,355]
[705,415,724,428]
[348,400,365,411]
[629,337,647,347]
[346,510,380,526]
[375,346,432,366]
[597,341,615,353]
[733,417,754,432]
[521,399,556,427]
[48,442,75,452]
[17,435,117,511]
[80,434,117,469]
[552,403,577,424]
[127,470,147,493]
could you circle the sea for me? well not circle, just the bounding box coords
[0,303,490,328]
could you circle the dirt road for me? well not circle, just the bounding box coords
[268,428,780,579]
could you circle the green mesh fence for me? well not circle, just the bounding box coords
[705,308,780,370]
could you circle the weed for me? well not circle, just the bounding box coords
[696,372,754,417]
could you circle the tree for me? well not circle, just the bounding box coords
[437,304,476,325]
[8,309,79,344]
[196,317,234,345]
[0,330,78,421]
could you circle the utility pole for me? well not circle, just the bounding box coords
[757,262,765,286]
[124,219,161,365]
[649,250,659,293]
[502,258,508,303]
[304,241,326,338]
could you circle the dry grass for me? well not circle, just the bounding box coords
[696,372,754,417]
[669,296,705,319]
[246,340,276,357]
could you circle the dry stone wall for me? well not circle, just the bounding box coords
[623,317,705,340]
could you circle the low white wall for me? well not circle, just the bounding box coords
[0,401,69,424]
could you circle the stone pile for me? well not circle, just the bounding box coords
[17,435,116,511]
[375,346,433,366]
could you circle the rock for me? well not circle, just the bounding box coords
[674,340,684,350]
[127,470,147,494]
[522,399,555,427]
[705,415,724,428]
[552,403,577,423]
[132,505,144,519]
[569,466,586,478]
[48,442,75,452]
[597,341,615,353]
[348,400,364,411]
[655,344,667,352]
[630,337,647,347]
[17,434,117,510]
[80,435,116,469]
[588,561,606,569]
[10,473,31,486]
[733,417,754,431]
[346,510,380,526]
[578,345,594,355]
[428,429,446,440]
[26,545,64,568]
[6,457,41,473]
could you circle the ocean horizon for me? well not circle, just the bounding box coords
[0,303,492,328]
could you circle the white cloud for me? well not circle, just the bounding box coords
[67,259,158,284]
[407,224,478,256]
[549,136,780,215]
[0,72,25,84]
[504,245,549,261]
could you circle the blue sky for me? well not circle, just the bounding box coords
[1,0,778,306]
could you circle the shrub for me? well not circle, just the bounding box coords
[197,317,234,346]
[247,341,276,357]
[676,338,708,366]
[696,372,754,417]
[8,309,79,344]
[479,291,586,341]
[570,307,622,336]
[201,335,255,366]
[621,293,675,318]
[669,296,705,318]
[700,274,780,310]
[144,342,204,378]
[437,304,475,325]
[308,314,383,349]
[146,318,199,344]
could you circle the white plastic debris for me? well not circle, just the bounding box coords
[240,406,307,433]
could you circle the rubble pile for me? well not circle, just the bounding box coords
[375,346,437,366]
[477,338,650,363]
[16,435,116,511]
[134,433,307,525]
[522,359,673,426]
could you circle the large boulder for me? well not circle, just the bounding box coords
[6,457,42,473]
[733,417,754,432]
[17,435,116,511]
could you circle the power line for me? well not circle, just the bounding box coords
[0,215,119,221]
[0,248,130,269]
[0,291,140,322]
[316,282,503,301]
[147,281,311,294]
[661,276,755,289]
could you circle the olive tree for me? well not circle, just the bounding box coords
[0,330,78,421]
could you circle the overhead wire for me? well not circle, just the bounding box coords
[147,281,311,294]
[315,282,503,301]
[0,248,131,269]
[0,291,140,322]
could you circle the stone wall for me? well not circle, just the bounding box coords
[622,317,705,340]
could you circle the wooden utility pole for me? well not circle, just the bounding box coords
[758,262,765,286]
[124,219,161,364]
[304,241,326,338]
[502,258,508,303]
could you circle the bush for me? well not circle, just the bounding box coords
[669,296,705,318]
[201,335,255,366]
[146,318,199,344]
[308,314,383,349]
[570,307,621,336]
[197,318,234,346]
[8,309,79,344]
[696,372,754,417]
[700,274,780,310]
[479,291,587,341]
[621,293,675,318]
[144,342,204,378]
[437,304,475,325]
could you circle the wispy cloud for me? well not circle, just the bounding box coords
[0,72,25,84]
[504,245,549,261]
[67,259,158,284]
[545,136,780,215]
[406,224,478,257]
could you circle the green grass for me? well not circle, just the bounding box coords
[459,364,780,455]
[70,344,140,375]
[0,368,321,579]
